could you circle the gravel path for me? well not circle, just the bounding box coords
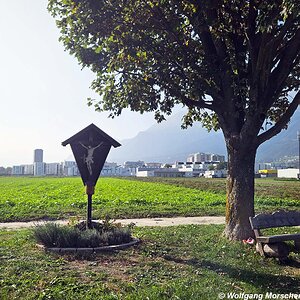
[0,216,225,230]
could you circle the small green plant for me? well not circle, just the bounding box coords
[102,215,116,231]
[33,222,132,248]
[33,223,80,247]
[67,215,81,226]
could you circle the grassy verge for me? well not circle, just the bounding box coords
[0,225,299,299]
[0,177,299,222]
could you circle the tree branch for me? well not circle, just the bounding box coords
[165,78,214,110]
[270,16,294,51]
[246,0,258,71]
[181,96,214,110]
[257,91,300,145]
[264,28,300,109]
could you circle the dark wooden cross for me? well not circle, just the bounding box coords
[62,124,121,229]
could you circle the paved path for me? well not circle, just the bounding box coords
[0,216,225,230]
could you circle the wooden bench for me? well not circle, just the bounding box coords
[249,210,300,258]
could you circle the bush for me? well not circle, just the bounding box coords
[33,222,133,248]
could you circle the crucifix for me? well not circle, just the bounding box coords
[62,124,121,229]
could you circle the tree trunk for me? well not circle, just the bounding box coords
[224,141,257,240]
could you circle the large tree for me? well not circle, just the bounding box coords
[48,0,300,240]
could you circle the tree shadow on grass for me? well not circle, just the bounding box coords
[163,255,300,293]
[284,258,300,268]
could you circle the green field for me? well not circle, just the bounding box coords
[130,176,300,201]
[0,176,299,222]
[0,225,299,299]
[0,177,299,299]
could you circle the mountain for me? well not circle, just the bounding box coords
[256,109,300,162]
[108,109,300,163]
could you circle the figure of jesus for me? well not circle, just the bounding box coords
[79,141,104,175]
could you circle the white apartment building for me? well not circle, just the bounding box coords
[186,154,194,162]
[277,168,299,179]
[118,166,136,176]
[204,169,227,178]
[34,162,45,176]
[34,149,43,163]
[12,164,34,176]
[145,162,162,168]
[62,161,79,176]
[124,161,145,168]
[23,164,34,175]
[187,152,225,163]
[194,152,211,162]
[177,162,206,177]
[101,162,118,176]
[136,170,155,177]
[12,165,24,175]
[45,163,60,176]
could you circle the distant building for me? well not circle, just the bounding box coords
[187,152,225,163]
[33,149,44,176]
[12,165,24,176]
[23,164,34,175]
[0,167,11,176]
[0,167,6,175]
[194,152,210,162]
[204,169,227,178]
[34,162,45,176]
[122,161,145,176]
[136,170,155,177]
[186,154,194,162]
[258,169,277,178]
[277,169,299,179]
[256,162,273,172]
[34,149,43,163]
[137,167,185,178]
[101,162,118,176]
[154,168,185,177]
[145,162,162,168]
[5,167,12,175]
[177,162,206,177]
[256,156,299,172]
[62,161,79,176]
[136,160,227,178]
[173,162,185,168]
[124,161,145,168]
[210,154,225,162]
[136,167,157,177]
[115,166,135,176]
[45,163,60,176]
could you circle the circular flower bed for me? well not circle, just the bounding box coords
[33,219,139,253]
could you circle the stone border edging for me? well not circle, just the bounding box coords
[36,238,140,253]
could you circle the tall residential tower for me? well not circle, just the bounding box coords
[33,149,45,176]
[34,149,43,163]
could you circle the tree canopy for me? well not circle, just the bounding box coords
[48,0,299,138]
[48,0,300,240]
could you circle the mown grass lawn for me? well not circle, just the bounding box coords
[0,176,299,222]
[0,225,299,300]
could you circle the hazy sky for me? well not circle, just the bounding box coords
[0,1,158,167]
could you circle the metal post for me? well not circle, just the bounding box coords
[86,184,95,229]
[87,194,92,229]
